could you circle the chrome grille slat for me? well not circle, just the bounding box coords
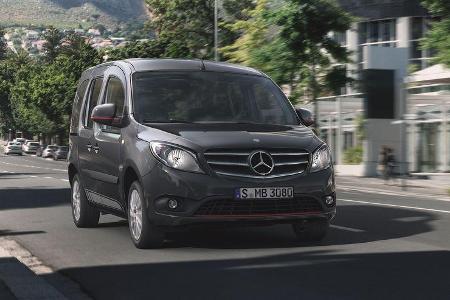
[274,161,308,166]
[215,170,305,179]
[207,160,248,166]
[204,148,310,179]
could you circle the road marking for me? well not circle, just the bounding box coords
[340,198,450,214]
[330,225,365,233]
[0,161,66,172]
[44,177,53,179]
[61,179,69,182]
[339,185,450,202]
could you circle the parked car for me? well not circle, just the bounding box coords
[52,146,68,160]
[13,138,26,145]
[22,141,40,153]
[41,145,59,158]
[68,59,335,249]
[4,142,23,155]
[36,144,47,157]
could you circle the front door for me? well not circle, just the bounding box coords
[89,66,127,212]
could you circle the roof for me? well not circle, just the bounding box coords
[408,64,450,85]
[123,58,264,76]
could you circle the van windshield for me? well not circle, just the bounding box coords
[132,72,298,125]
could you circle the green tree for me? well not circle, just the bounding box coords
[42,26,64,62]
[421,0,450,66]
[0,29,7,60]
[146,0,217,58]
[221,0,353,118]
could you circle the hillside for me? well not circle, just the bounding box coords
[0,0,149,29]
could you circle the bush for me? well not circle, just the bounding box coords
[343,146,363,164]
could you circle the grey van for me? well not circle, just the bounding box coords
[68,59,336,248]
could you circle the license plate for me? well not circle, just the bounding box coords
[235,187,294,199]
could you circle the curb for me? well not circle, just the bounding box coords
[0,237,91,300]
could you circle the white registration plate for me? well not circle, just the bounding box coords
[235,187,294,199]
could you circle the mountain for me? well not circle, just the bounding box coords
[0,0,149,29]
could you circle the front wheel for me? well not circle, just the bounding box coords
[128,181,165,249]
[71,174,100,228]
[292,219,329,242]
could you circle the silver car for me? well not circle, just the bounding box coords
[42,145,58,158]
[4,142,23,155]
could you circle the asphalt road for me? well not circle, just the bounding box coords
[0,154,449,300]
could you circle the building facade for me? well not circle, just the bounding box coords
[315,0,450,173]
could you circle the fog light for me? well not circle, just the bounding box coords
[168,199,178,210]
[325,195,335,206]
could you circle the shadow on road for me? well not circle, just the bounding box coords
[161,204,437,249]
[0,229,46,237]
[54,250,450,300]
[0,188,70,210]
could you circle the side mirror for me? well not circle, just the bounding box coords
[91,103,123,127]
[295,108,314,127]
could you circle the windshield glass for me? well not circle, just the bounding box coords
[132,72,298,125]
[30,143,40,147]
[59,146,68,151]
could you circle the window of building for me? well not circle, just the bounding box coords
[409,17,437,70]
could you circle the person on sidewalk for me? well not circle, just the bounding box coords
[378,146,388,180]
[386,148,397,185]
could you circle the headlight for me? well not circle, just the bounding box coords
[310,145,331,172]
[150,142,203,173]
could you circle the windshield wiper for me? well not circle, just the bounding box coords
[143,119,194,124]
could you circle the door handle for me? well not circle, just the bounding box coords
[87,143,92,152]
[93,144,99,154]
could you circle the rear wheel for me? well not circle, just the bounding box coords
[292,219,329,242]
[128,181,165,249]
[71,174,100,228]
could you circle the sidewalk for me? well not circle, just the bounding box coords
[337,175,450,198]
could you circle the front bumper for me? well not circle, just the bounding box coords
[142,165,336,228]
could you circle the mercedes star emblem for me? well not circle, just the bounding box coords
[249,151,274,175]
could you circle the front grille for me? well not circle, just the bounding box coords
[195,196,323,216]
[203,148,310,178]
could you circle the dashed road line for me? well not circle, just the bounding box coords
[340,198,450,214]
[330,225,365,233]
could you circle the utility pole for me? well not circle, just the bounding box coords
[214,0,219,61]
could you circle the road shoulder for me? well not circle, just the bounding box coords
[0,237,90,300]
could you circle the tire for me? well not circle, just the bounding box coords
[128,181,165,249]
[292,219,329,242]
[71,174,100,228]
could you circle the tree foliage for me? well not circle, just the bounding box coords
[221,0,353,103]
[421,0,450,67]
[2,28,101,141]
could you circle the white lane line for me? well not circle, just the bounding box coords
[29,176,37,178]
[338,186,450,202]
[0,161,66,172]
[340,198,450,214]
[44,177,54,179]
[330,225,365,233]
[61,179,69,182]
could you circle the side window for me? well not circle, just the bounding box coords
[84,77,104,128]
[70,79,89,132]
[104,77,125,118]
[102,77,125,133]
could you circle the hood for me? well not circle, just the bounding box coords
[138,123,321,152]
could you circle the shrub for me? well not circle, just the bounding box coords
[343,146,363,164]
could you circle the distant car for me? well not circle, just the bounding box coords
[4,142,23,155]
[23,141,40,154]
[13,138,26,145]
[42,145,59,158]
[52,146,68,160]
[36,144,47,157]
